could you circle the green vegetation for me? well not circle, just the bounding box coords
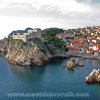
[39,48,46,54]
[27,38,44,47]
[9,39,24,45]
[83,31,88,35]
[42,28,64,38]
[42,28,65,49]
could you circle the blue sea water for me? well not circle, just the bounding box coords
[0,53,100,100]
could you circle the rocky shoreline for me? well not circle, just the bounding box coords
[1,38,100,84]
[0,38,68,66]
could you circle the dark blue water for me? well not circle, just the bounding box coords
[0,53,100,100]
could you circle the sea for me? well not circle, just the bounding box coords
[0,52,100,100]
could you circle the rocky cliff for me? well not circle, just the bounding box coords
[0,38,9,52]
[0,38,67,66]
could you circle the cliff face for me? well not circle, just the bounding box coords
[0,38,9,52]
[5,39,48,65]
[0,38,67,66]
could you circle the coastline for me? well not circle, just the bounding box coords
[71,54,100,60]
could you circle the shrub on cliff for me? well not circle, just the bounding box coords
[9,39,24,45]
[39,48,46,54]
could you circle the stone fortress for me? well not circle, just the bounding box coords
[11,28,41,42]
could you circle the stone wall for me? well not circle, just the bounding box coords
[13,34,27,42]
[13,29,41,42]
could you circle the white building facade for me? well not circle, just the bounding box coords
[13,28,41,42]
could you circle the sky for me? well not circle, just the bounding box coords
[0,0,100,39]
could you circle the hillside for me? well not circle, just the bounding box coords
[0,38,67,65]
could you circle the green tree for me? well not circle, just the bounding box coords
[42,28,64,38]
[41,28,65,49]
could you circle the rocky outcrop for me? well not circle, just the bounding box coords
[0,38,9,52]
[66,59,75,69]
[2,38,67,66]
[85,69,100,83]
[5,41,48,65]
[66,57,84,69]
